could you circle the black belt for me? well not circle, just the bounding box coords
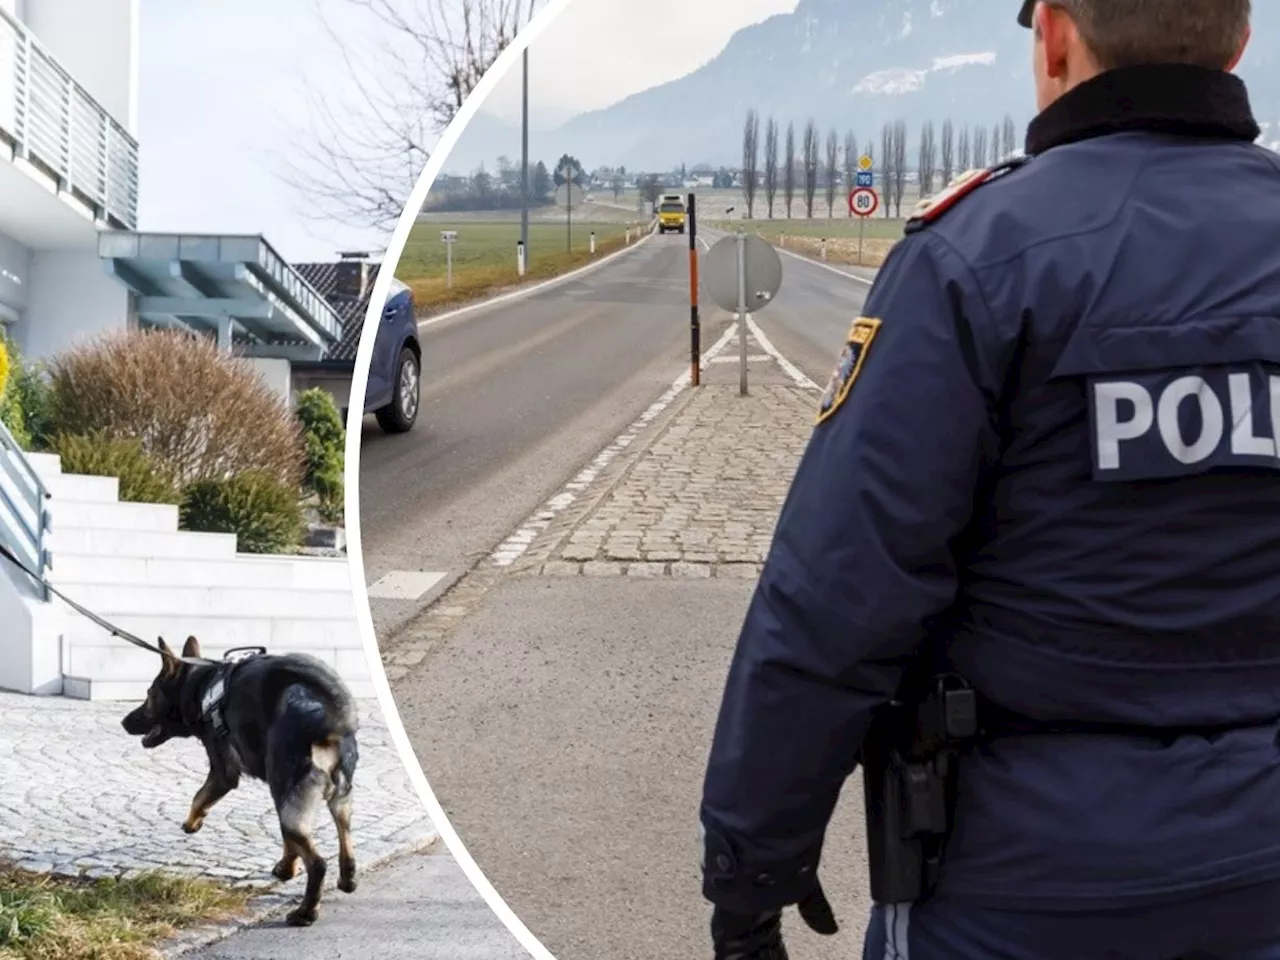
[978,698,1280,742]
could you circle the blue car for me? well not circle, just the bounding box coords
[365,277,421,433]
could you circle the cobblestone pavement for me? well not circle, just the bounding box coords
[0,694,436,888]
[380,327,822,676]
[520,381,815,580]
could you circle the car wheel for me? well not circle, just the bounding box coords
[375,346,420,434]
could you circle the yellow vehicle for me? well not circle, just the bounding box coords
[657,196,687,234]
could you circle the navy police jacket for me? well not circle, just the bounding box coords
[701,64,1280,915]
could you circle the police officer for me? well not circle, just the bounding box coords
[701,0,1280,957]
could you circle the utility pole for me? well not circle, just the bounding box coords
[520,47,530,262]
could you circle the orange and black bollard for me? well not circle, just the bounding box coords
[688,192,700,387]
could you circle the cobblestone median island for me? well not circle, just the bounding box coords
[536,382,817,578]
[0,694,435,887]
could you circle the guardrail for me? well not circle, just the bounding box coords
[0,416,51,601]
[0,7,139,230]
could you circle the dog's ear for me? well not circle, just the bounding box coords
[182,636,202,659]
[157,637,181,676]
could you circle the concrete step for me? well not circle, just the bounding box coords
[64,643,371,685]
[64,673,376,703]
[42,473,120,503]
[66,610,361,651]
[51,499,180,532]
[59,583,357,620]
[51,553,302,589]
[26,452,62,477]
[47,526,238,560]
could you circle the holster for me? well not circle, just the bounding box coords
[861,673,978,904]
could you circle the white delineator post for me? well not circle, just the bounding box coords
[517,241,526,277]
[590,231,596,255]
[737,231,749,397]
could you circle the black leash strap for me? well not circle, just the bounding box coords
[0,538,212,665]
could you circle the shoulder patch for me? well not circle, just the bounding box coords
[905,156,1030,234]
[816,317,882,425]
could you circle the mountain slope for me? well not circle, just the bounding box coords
[445,0,1280,174]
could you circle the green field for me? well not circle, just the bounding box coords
[707,217,908,240]
[398,218,644,311]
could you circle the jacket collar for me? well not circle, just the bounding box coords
[1025,64,1260,156]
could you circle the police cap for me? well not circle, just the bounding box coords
[1017,0,1035,28]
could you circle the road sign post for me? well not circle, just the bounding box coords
[703,233,784,397]
[556,161,583,254]
[441,230,458,288]
[849,186,880,266]
[688,192,700,387]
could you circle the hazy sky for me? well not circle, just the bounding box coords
[133,0,795,261]
[483,0,799,127]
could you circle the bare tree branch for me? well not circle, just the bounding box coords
[742,110,760,219]
[764,117,779,220]
[824,128,839,219]
[918,121,937,198]
[843,130,857,218]
[802,120,819,219]
[958,124,972,171]
[892,120,907,217]
[783,123,797,219]
[940,120,955,185]
[279,0,544,234]
[880,122,893,219]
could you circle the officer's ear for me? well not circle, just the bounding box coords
[1226,25,1251,73]
[1035,2,1080,81]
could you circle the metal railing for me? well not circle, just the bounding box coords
[0,416,51,601]
[0,8,139,230]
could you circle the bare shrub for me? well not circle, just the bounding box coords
[47,330,304,490]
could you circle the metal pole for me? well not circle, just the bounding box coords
[737,232,748,397]
[567,195,572,253]
[688,192,700,387]
[446,242,453,288]
[858,216,865,266]
[520,47,529,261]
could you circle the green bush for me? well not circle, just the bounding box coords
[47,329,304,489]
[52,431,181,504]
[295,388,345,525]
[180,471,305,555]
[12,361,54,451]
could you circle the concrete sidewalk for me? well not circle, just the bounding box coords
[178,844,530,960]
[382,340,875,959]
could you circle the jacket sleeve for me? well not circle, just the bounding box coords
[700,231,1009,914]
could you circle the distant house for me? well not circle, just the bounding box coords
[290,254,383,413]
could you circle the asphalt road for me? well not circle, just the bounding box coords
[357,228,875,637]
[358,233,736,637]
[362,235,877,958]
[182,843,531,959]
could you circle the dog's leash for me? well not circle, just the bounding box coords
[0,538,217,666]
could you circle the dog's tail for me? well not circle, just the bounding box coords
[267,654,359,738]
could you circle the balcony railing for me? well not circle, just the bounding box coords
[0,8,139,230]
[0,415,51,602]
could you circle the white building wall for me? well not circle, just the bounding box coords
[246,357,293,406]
[22,0,137,134]
[0,231,31,323]
[20,251,131,359]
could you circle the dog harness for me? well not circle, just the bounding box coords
[199,648,268,739]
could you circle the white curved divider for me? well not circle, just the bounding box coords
[344,3,580,958]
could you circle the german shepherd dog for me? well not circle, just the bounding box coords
[121,636,359,926]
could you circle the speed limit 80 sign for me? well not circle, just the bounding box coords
[849,187,879,218]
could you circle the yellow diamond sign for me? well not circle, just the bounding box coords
[857,154,874,172]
